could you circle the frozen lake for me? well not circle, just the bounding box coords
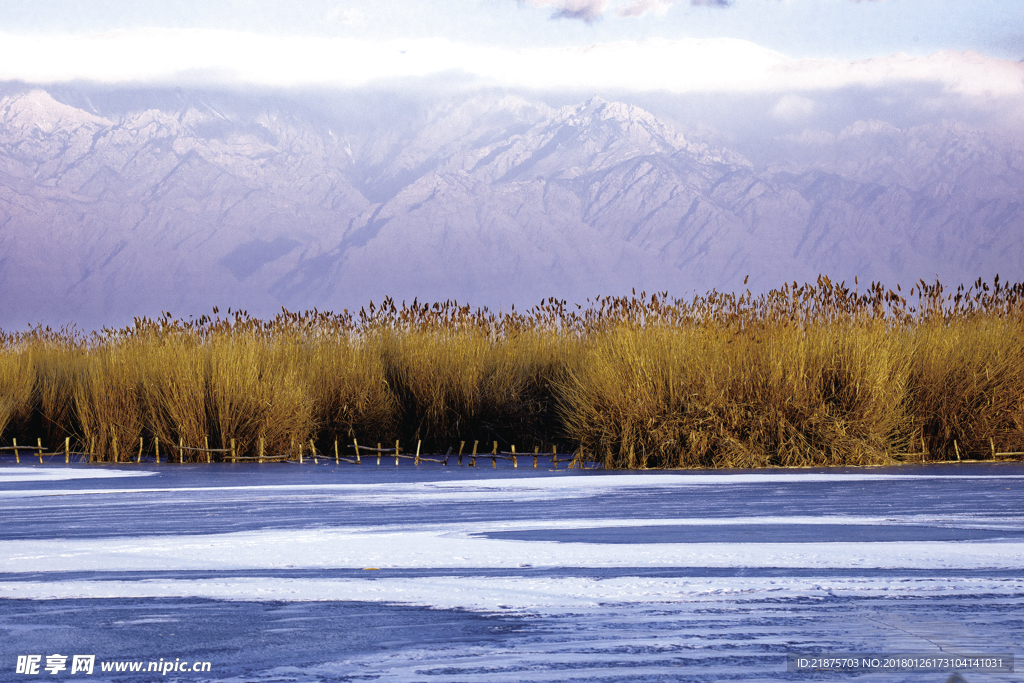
[1,461,1022,681]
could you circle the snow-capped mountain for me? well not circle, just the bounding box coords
[0,87,1021,328]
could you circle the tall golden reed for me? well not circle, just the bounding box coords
[30,330,83,446]
[0,277,1020,467]
[372,326,566,445]
[73,337,146,461]
[0,335,35,440]
[135,316,315,460]
[559,320,918,468]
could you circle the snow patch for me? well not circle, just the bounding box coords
[3,521,1024,573]
[3,575,1023,612]
[0,467,157,483]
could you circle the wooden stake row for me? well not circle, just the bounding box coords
[11,433,1018,466]
[0,438,48,464]
[0,435,565,466]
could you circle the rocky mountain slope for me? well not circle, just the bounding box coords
[0,87,1021,328]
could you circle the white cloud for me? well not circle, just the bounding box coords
[521,0,729,21]
[523,0,878,20]
[517,0,733,22]
[771,94,816,120]
[326,6,363,25]
[0,30,1020,99]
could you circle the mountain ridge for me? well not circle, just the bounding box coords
[0,87,1020,329]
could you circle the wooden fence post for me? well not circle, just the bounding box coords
[335,439,340,465]
[259,437,265,464]
[111,427,118,462]
[552,446,558,469]
[352,438,360,464]
[377,443,382,466]
[416,440,421,465]
[155,436,160,464]
[179,436,183,464]
[137,437,143,463]
[37,438,44,464]
[459,441,465,466]
[511,444,517,468]
[66,437,70,464]
[533,446,538,469]
[492,441,497,468]
[395,440,400,466]
[310,439,318,464]
[231,438,236,463]
[298,441,303,464]
[13,438,18,464]
[205,436,211,464]
[471,440,478,467]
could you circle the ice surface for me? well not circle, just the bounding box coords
[1,464,1022,682]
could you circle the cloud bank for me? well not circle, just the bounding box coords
[0,30,1020,98]
[523,0,885,20]
[521,0,729,21]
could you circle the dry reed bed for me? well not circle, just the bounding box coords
[1,276,1022,468]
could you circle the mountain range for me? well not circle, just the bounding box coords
[1,86,1021,329]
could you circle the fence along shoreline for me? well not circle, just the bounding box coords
[2,434,1023,469]
[0,437,595,468]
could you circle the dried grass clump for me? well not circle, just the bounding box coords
[30,329,85,446]
[134,313,319,460]
[909,317,1024,459]
[304,334,395,448]
[0,335,36,440]
[559,321,916,469]
[73,337,145,461]
[139,328,313,460]
[363,299,569,448]
[556,276,1023,467]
